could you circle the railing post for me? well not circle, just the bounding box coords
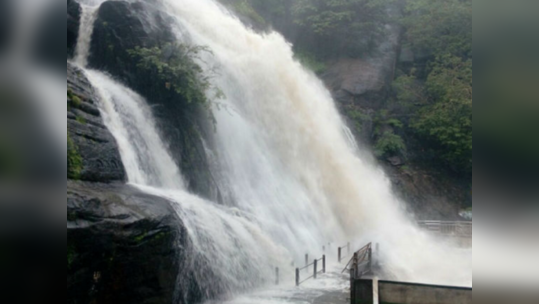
[295,268,300,287]
[338,247,342,263]
[347,242,350,255]
[367,247,372,274]
[375,243,380,265]
[313,259,318,279]
[322,255,326,273]
[305,254,309,272]
[275,267,279,285]
[350,266,356,304]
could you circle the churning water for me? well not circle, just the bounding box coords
[73,0,471,301]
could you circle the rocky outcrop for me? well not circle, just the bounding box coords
[68,0,81,59]
[323,24,400,107]
[67,181,183,304]
[67,181,224,304]
[67,7,225,303]
[88,0,175,82]
[68,62,126,182]
[87,0,221,201]
[386,163,471,220]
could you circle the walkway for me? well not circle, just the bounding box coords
[209,265,350,304]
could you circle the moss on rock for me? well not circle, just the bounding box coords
[67,134,83,180]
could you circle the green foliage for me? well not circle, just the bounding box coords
[411,55,472,172]
[392,73,427,106]
[294,49,327,74]
[67,134,83,180]
[291,0,396,57]
[374,130,406,158]
[346,109,370,133]
[392,0,472,175]
[402,0,472,56]
[372,109,404,136]
[67,245,76,269]
[128,43,218,105]
[76,116,86,125]
[67,89,81,108]
[232,0,266,24]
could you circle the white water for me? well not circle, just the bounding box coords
[73,3,101,66]
[162,0,471,287]
[85,70,186,188]
[71,0,471,301]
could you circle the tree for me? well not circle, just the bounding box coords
[291,0,397,57]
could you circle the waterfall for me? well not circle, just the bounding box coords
[71,0,471,299]
[84,70,186,188]
[161,0,471,287]
[73,3,101,66]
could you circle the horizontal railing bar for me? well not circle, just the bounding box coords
[298,262,315,270]
[299,275,314,285]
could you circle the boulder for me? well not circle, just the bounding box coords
[88,0,175,82]
[67,181,183,304]
[68,0,82,59]
[87,0,222,202]
[67,181,221,304]
[388,156,404,167]
[323,24,401,110]
[67,62,126,182]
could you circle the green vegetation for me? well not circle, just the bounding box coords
[67,89,82,108]
[396,0,472,174]
[67,245,76,269]
[133,231,168,244]
[346,109,370,133]
[294,50,326,74]
[232,0,266,25]
[76,116,87,125]
[374,130,406,158]
[128,43,220,105]
[290,0,397,58]
[67,134,83,180]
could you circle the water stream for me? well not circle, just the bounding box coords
[71,0,472,301]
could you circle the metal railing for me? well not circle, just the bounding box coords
[337,242,351,263]
[347,242,375,304]
[342,242,372,278]
[418,221,472,237]
[295,255,326,286]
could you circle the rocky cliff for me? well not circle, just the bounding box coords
[67,1,223,302]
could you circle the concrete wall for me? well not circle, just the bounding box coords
[351,279,373,304]
[378,280,472,304]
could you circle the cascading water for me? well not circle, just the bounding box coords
[71,0,471,301]
[162,0,471,287]
[74,2,101,67]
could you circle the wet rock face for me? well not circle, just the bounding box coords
[88,0,175,83]
[68,0,81,59]
[67,181,222,304]
[323,24,401,110]
[67,62,126,182]
[67,181,184,304]
[87,0,222,202]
